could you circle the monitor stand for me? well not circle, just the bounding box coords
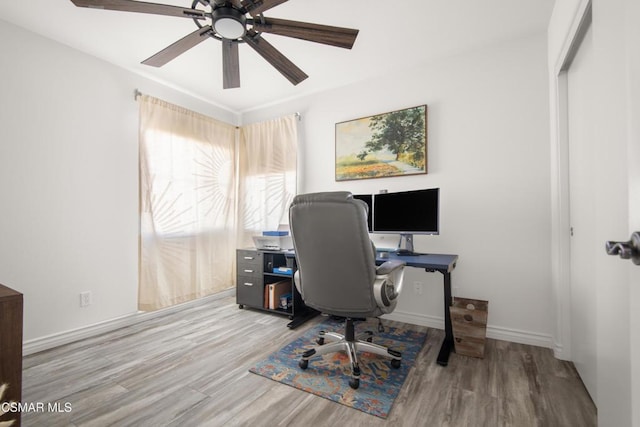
[395,234,420,256]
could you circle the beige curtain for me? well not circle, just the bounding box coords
[237,115,298,248]
[139,95,237,311]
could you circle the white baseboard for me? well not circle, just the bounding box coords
[23,289,235,356]
[383,310,445,330]
[487,324,553,349]
[23,312,138,356]
[384,309,553,349]
[553,342,570,361]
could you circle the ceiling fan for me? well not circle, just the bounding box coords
[70,0,359,89]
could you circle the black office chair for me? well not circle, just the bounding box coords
[289,191,406,389]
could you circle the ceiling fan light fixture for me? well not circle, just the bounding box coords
[212,7,246,39]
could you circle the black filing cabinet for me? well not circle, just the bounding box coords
[236,248,315,328]
[236,249,264,308]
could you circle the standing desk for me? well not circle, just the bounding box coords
[376,252,459,366]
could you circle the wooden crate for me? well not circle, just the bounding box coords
[450,297,488,358]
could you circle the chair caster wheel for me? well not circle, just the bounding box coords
[391,359,401,369]
[316,337,325,345]
[349,378,360,389]
[299,359,308,370]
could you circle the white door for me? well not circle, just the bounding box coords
[591,0,638,423]
[565,0,640,423]
[567,23,597,400]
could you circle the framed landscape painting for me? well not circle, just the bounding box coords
[335,105,427,181]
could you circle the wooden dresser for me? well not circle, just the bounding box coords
[0,283,23,427]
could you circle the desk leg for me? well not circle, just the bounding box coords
[287,308,319,329]
[436,270,454,366]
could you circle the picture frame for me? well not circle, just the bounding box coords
[335,105,427,181]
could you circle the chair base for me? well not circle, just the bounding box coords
[299,318,402,389]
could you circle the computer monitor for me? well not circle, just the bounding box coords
[352,193,373,232]
[372,188,439,254]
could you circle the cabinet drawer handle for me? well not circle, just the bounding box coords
[243,256,254,260]
[243,282,254,287]
[243,269,254,273]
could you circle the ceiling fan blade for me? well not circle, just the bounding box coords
[253,17,359,49]
[70,0,206,20]
[243,31,308,85]
[222,41,240,89]
[142,26,212,67]
[241,0,288,16]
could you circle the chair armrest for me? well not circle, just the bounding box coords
[373,260,406,313]
[376,260,406,276]
[294,270,302,294]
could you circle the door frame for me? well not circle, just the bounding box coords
[549,0,592,361]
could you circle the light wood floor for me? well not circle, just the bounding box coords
[21,294,596,426]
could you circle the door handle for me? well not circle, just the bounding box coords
[605,231,640,265]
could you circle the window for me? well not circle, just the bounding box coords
[139,96,236,311]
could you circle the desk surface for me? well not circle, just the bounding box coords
[282,248,457,273]
[376,252,458,273]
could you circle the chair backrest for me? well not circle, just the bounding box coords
[289,192,380,317]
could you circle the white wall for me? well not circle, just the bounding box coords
[0,19,237,343]
[244,34,553,346]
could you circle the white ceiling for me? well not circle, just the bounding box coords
[0,1,555,113]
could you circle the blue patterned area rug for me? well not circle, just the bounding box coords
[249,317,427,418]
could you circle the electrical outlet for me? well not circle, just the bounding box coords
[80,291,92,308]
[413,281,423,295]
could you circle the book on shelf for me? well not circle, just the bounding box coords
[266,280,290,310]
